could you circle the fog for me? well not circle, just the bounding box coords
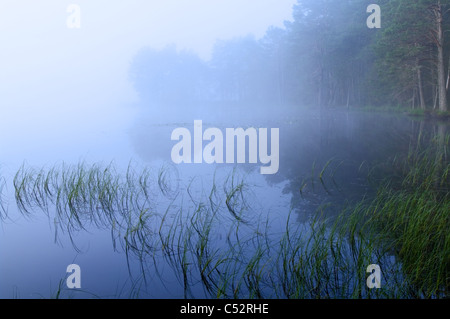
[0,1,295,145]
[0,0,295,169]
[0,0,448,301]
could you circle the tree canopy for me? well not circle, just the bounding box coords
[130,0,450,112]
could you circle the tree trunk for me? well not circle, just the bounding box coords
[446,56,450,91]
[433,86,438,109]
[435,1,448,112]
[417,61,426,110]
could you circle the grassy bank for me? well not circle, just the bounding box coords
[348,105,450,120]
[363,133,449,297]
[407,108,450,120]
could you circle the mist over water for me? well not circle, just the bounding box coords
[0,1,448,300]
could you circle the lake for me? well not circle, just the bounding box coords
[0,105,448,298]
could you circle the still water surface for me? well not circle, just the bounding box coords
[0,107,446,298]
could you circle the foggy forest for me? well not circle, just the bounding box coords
[0,0,448,305]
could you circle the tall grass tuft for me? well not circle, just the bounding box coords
[0,171,7,221]
[9,132,449,298]
[361,133,450,298]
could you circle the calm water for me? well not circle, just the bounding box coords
[0,106,447,298]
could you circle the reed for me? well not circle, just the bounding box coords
[0,172,7,221]
[10,133,449,298]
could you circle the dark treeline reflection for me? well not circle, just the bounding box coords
[268,112,450,216]
[129,110,449,222]
[8,115,448,298]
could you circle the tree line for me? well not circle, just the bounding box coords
[130,0,450,112]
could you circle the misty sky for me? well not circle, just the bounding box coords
[0,1,295,155]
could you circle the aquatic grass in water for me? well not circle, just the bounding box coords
[363,141,450,297]
[10,135,449,299]
[13,161,160,250]
[357,132,450,298]
[0,172,7,221]
[362,187,449,297]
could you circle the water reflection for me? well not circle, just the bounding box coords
[130,109,448,220]
[0,174,6,221]
[0,109,448,298]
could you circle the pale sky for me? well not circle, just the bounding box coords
[0,0,296,100]
[0,1,296,156]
